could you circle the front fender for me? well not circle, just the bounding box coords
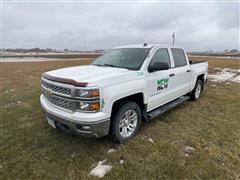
[101,79,147,116]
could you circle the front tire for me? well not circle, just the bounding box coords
[111,101,142,144]
[190,79,203,100]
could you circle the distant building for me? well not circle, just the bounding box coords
[94,49,105,54]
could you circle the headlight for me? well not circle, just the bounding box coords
[75,88,100,112]
[77,101,100,112]
[76,88,99,98]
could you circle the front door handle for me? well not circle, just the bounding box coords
[186,70,191,72]
[169,73,175,77]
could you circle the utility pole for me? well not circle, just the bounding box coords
[172,32,175,45]
[82,31,87,51]
[83,33,86,51]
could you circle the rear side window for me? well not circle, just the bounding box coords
[150,48,170,68]
[171,48,187,67]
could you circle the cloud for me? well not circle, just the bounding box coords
[2,1,239,51]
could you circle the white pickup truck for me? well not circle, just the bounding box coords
[40,44,208,143]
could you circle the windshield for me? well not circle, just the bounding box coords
[92,48,150,70]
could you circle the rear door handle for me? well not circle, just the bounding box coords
[169,73,175,77]
[186,70,191,72]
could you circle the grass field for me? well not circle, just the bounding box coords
[0,57,240,179]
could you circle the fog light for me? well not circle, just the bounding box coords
[82,125,91,130]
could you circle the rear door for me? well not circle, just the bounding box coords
[169,48,191,97]
[146,48,176,111]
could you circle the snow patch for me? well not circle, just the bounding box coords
[89,160,112,178]
[185,146,195,156]
[119,159,124,164]
[231,75,240,83]
[148,138,154,143]
[107,148,116,154]
[71,152,76,157]
[209,68,240,83]
[5,89,14,94]
[17,101,22,104]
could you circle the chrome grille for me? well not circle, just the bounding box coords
[41,79,71,96]
[42,88,73,111]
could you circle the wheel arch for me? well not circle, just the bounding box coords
[196,74,205,90]
[110,92,147,124]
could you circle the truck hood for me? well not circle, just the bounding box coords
[45,65,135,86]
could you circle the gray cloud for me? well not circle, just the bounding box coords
[2,1,239,51]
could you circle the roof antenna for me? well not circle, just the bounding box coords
[143,43,147,47]
[172,32,175,45]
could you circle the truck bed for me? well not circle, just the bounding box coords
[189,60,207,64]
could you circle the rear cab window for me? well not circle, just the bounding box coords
[171,48,187,68]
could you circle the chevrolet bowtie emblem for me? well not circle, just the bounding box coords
[47,89,53,97]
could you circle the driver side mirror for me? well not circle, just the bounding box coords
[148,62,169,72]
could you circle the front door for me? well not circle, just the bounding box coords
[147,48,175,111]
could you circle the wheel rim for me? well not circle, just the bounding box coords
[195,83,201,98]
[119,109,138,138]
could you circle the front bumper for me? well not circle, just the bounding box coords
[40,94,110,137]
[46,112,110,137]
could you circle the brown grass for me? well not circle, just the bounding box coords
[189,56,240,73]
[0,57,240,179]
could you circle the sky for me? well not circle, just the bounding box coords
[1,0,239,52]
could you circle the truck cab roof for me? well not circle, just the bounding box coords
[113,44,183,49]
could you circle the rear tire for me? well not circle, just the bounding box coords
[111,101,142,144]
[190,79,203,101]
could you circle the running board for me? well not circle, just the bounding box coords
[147,96,190,120]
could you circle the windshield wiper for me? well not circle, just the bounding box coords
[92,64,105,67]
[103,63,116,67]
[104,64,129,70]
[93,63,129,70]
[92,63,116,67]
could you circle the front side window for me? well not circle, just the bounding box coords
[149,48,171,68]
[92,48,150,70]
[171,48,187,67]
